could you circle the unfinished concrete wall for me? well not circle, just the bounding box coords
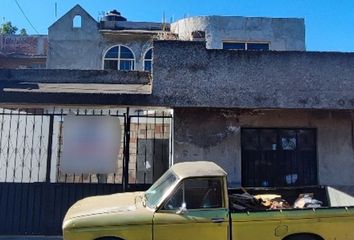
[47,5,102,69]
[47,5,154,71]
[171,16,305,50]
[174,108,354,191]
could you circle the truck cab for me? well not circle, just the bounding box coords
[63,161,229,240]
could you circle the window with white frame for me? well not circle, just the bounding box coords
[103,45,135,71]
[223,42,270,51]
[144,48,153,72]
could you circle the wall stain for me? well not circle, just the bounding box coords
[175,108,240,148]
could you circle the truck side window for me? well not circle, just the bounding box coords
[163,184,183,210]
[184,178,222,209]
[162,178,223,210]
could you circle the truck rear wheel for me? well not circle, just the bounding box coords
[95,237,124,240]
[284,234,323,240]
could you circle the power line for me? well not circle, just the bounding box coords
[14,0,40,34]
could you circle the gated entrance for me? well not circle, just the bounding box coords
[0,107,173,235]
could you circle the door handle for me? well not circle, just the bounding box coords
[211,217,225,223]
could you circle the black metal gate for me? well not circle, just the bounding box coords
[0,107,172,235]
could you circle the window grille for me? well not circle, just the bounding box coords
[241,128,317,187]
[223,42,269,51]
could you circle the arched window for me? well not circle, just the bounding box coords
[144,48,153,72]
[103,45,135,71]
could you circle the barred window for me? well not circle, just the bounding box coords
[241,128,317,187]
[223,42,269,51]
[103,45,135,71]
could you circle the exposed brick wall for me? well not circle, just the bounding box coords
[0,35,47,69]
[0,35,48,56]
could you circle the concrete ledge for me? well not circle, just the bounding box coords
[2,83,151,94]
[0,69,151,85]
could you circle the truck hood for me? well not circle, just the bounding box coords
[64,191,146,221]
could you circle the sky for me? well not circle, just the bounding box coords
[0,0,353,52]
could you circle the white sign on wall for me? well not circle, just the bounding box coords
[61,115,121,174]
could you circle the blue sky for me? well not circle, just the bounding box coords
[0,0,353,52]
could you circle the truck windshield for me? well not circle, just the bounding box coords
[145,170,178,209]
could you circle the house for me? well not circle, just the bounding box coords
[44,4,309,188]
[0,4,353,237]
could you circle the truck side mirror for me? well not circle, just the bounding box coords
[176,202,188,214]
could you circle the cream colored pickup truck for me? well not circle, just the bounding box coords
[63,161,354,240]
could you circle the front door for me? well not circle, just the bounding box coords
[153,177,229,240]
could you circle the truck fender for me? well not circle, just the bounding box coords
[283,233,324,240]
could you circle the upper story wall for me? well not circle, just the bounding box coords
[47,5,306,71]
[47,5,159,70]
[47,5,102,69]
[171,16,305,51]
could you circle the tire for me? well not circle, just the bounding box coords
[284,234,322,240]
[95,237,124,240]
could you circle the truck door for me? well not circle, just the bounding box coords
[153,177,229,240]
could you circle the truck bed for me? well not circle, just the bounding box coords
[228,186,354,239]
[228,185,348,212]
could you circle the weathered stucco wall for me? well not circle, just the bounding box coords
[171,16,305,50]
[153,41,354,109]
[174,108,354,190]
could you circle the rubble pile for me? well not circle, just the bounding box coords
[294,193,323,208]
[230,192,323,211]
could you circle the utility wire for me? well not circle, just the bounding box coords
[14,0,40,34]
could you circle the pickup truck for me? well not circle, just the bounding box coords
[62,161,354,240]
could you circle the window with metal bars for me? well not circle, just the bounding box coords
[223,42,270,51]
[241,128,317,187]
